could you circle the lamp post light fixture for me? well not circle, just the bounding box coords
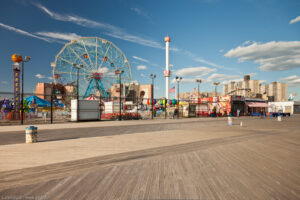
[21,56,31,125]
[213,81,220,97]
[73,63,83,122]
[50,62,57,124]
[150,73,156,119]
[175,76,182,119]
[115,69,124,121]
[196,79,202,100]
[196,79,202,117]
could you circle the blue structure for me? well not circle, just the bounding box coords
[25,96,51,107]
[83,73,109,99]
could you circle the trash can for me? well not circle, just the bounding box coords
[26,126,38,143]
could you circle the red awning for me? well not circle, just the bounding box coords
[246,102,269,107]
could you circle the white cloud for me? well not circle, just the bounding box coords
[0,22,50,42]
[206,73,242,83]
[222,78,244,85]
[219,49,224,53]
[260,80,267,84]
[34,3,164,49]
[137,65,147,70]
[170,64,174,67]
[289,16,300,24]
[104,32,163,49]
[151,63,159,67]
[248,73,256,77]
[36,32,81,41]
[174,66,216,77]
[35,74,46,79]
[131,7,150,19]
[1,81,8,85]
[181,49,233,70]
[35,3,113,29]
[141,73,146,78]
[242,40,251,46]
[281,75,298,81]
[132,56,149,63]
[48,77,54,80]
[281,75,300,87]
[225,41,300,71]
[33,3,230,70]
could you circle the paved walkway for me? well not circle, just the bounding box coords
[0,116,299,199]
[0,124,244,172]
[0,117,223,133]
[0,116,298,172]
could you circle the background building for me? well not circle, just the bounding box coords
[179,88,221,101]
[222,75,287,101]
[34,83,53,102]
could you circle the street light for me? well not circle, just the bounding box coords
[213,82,220,97]
[196,79,202,117]
[196,79,202,100]
[150,73,156,119]
[73,63,83,122]
[20,56,31,125]
[50,63,56,124]
[175,76,182,119]
[115,69,124,120]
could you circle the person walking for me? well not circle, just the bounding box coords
[174,107,178,119]
[237,109,240,118]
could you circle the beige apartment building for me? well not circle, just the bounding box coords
[222,75,287,101]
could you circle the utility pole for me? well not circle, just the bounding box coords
[176,76,182,119]
[196,79,202,117]
[116,69,124,121]
[150,74,156,119]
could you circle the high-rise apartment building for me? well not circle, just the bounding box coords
[276,83,287,101]
[222,75,287,101]
[223,84,228,96]
[249,80,260,97]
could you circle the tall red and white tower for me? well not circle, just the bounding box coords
[164,36,171,99]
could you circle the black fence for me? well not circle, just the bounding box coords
[0,91,216,125]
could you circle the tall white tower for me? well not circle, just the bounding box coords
[164,36,171,99]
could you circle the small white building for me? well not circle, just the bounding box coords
[268,101,294,114]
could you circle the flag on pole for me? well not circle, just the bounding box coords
[169,86,175,93]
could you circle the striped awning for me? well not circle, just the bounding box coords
[246,102,269,107]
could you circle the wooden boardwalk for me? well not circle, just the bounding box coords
[0,117,299,199]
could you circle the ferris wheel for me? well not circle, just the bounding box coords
[52,37,132,99]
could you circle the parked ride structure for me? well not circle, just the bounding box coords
[52,37,132,100]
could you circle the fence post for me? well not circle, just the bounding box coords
[165,99,167,119]
[136,97,138,120]
[50,93,53,124]
[99,96,102,121]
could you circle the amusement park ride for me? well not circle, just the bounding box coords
[51,37,132,100]
[11,54,31,123]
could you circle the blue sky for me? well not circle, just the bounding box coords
[0,0,299,99]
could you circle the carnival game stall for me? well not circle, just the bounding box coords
[268,101,294,117]
[197,98,209,117]
[245,98,269,116]
[182,102,196,118]
[230,95,245,116]
[218,96,232,116]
